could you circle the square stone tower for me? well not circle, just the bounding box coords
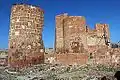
[8,4,44,68]
[55,13,86,53]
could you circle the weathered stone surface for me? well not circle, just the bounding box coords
[8,4,44,68]
[94,48,120,67]
[55,53,88,65]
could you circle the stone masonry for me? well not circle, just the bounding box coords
[8,4,44,68]
[55,13,110,53]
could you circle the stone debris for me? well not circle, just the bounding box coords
[0,64,119,80]
[0,51,8,66]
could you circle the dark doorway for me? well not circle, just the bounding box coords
[71,42,80,53]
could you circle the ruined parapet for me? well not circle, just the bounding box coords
[95,24,109,35]
[8,4,44,68]
[95,23,110,45]
[86,23,110,53]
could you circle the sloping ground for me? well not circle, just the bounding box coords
[1,63,119,80]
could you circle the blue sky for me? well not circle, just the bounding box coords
[0,0,120,48]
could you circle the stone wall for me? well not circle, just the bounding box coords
[94,48,120,67]
[8,4,44,68]
[55,53,88,65]
[64,16,86,53]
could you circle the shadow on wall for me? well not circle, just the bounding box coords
[114,71,120,80]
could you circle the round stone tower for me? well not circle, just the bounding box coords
[8,4,44,68]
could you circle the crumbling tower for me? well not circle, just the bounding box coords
[55,13,86,53]
[8,4,44,68]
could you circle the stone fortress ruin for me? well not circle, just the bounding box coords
[54,13,120,66]
[7,4,120,68]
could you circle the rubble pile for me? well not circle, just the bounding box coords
[0,63,118,80]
